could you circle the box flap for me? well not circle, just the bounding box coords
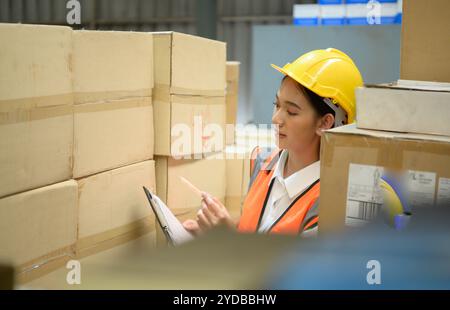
[365,80,450,92]
[327,124,450,143]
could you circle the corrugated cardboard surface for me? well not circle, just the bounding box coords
[400,0,450,82]
[153,92,226,156]
[224,146,251,220]
[153,32,226,96]
[0,23,74,198]
[72,30,154,104]
[73,97,154,178]
[319,124,450,234]
[356,82,450,136]
[0,109,73,198]
[155,152,226,210]
[0,23,72,103]
[0,180,78,268]
[77,161,156,250]
[226,61,240,145]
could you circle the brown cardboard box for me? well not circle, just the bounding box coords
[154,152,226,246]
[319,124,450,235]
[224,146,251,220]
[72,30,154,104]
[153,32,226,96]
[226,61,240,145]
[152,32,226,157]
[400,0,450,82]
[73,97,154,178]
[155,153,226,210]
[0,180,77,276]
[153,92,226,156]
[76,161,156,255]
[0,24,73,198]
[356,80,450,136]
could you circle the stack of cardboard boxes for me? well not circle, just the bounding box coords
[0,26,255,281]
[72,30,156,257]
[319,0,450,235]
[0,24,158,282]
[0,24,77,282]
[152,32,227,246]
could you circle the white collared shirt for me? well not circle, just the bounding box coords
[258,150,320,233]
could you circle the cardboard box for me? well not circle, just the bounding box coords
[0,23,73,198]
[155,152,226,247]
[77,161,156,253]
[224,146,251,220]
[0,23,73,106]
[0,180,77,272]
[153,92,226,156]
[152,32,226,157]
[356,80,450,136]
[73,97,154,178]
[226,61,240,145]
[400,0,450,83]
[319,124,450,235]
[153,32,226,96]
[72,30,154,104]
[155,152,226,210]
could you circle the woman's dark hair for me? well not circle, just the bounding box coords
[282,75,335,119]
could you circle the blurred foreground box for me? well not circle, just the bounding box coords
[319,124,450,234]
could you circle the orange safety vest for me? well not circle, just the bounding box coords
[237,147,320,235]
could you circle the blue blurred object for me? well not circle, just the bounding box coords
[379,172,411,230]
[267,207,450,289]
[346,0,398,25]
[346,0,369,3]
[394,214,410,230]
[321,18,346,26]
[293,18,319,26]
[319,0,343,4]
[346,0,397,3]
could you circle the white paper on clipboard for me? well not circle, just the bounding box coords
[143,187,194,245]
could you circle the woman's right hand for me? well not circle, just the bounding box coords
[182,193,237,235]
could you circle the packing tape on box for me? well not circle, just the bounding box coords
[15,244,76,283]
[0,93,73,109]
[321,133,381,168]
[76,216,156,257]
[0,94,73,125]
[321,132,450,170]
[74,88,152,105]
[0,94,153,125]
[73,96,152,114]
[153,84,225,101]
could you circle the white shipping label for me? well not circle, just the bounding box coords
[406,170,436,208]
[437,178,450,207]
[346,164,384,227]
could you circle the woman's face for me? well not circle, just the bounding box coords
[272,76,321,153]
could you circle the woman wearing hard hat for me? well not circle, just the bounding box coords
[183,48,363,236]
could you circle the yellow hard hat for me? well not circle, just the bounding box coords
[271,48,363,124]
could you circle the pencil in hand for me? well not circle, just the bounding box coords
[179,176,203,198]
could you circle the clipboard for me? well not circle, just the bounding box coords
[143,186,174,246]
[143,186,194,246]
